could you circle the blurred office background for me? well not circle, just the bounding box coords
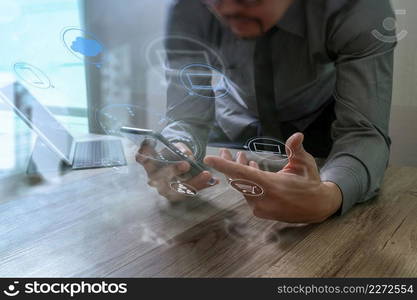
[0,0,416,179]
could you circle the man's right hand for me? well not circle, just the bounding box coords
[135,140,219,202]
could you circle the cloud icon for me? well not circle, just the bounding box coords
[70,36,103,57]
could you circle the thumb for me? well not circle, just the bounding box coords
[281,132,319,179]
[286,132,307,160]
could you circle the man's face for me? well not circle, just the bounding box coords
[203,0,294,38]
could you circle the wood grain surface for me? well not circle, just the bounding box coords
[1,142,416,278]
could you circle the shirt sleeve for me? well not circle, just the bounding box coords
[160,0,217,161]
[321,0,397,215]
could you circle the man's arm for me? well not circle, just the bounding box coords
[320,0,396,214]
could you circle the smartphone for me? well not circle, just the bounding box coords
[120,126,216,185]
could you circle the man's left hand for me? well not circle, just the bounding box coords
[204,133,342,223]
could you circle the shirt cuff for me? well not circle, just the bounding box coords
[320,156,369,215]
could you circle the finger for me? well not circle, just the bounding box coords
[136,139,161,174]
[137,140,192,177]
[249,161,260,169]
[218,149,236,181]
[204,155,265,184]
[285,132,310,163]
[236,151,249,165]
[219,148,234,161]
[185,170,219,190]
[137,152,166,175]
[137,157,164,175]
[147,161,190,183]
[136,139,158,163]
[281,132,318,178]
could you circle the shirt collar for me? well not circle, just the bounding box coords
[275,0,305,38]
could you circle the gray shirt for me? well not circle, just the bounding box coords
[161,0,396,215]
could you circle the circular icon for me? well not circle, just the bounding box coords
[145,35,226,86]
[96,104,203,163]
[371,9,408,43]
[383,17,397,31]
[13,62,53,89]
[244,137,291,162]
[229,179,264,197]
[62,27,105,68]
[180,64,230,99]
[169,181,198,197]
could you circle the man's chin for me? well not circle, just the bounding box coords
[231,27,263,39]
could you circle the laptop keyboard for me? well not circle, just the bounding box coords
[72,140,126,170]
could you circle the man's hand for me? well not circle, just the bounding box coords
[136,140,219,202]
[204,133,342,223]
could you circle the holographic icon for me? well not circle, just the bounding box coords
[70,36,103,57]
[253,142,282,155]
[169,181,198,196]
[145,35,226,87]
[62,27,105,68]
[372,9,408,43]
[244,137,291,162]
[156,49,210,71]
[13,62,53,89]
[180,64,229,99]
[230,179,264,197]
[186,72,225,91]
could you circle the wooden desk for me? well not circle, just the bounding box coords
[1,141,417,277]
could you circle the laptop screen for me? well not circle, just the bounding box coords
[0,81,74,164]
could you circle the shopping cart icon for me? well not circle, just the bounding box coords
[13,63,52,89]
[185,72,225,91]
[235,183,256,194]
[170,182,197,196]
[230,179,264,196]
[253,142,282,155]
[156,49,210,70]
[17,67,43,85]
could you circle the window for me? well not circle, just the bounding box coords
[0,0,87,131]
[0,0,86,174]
